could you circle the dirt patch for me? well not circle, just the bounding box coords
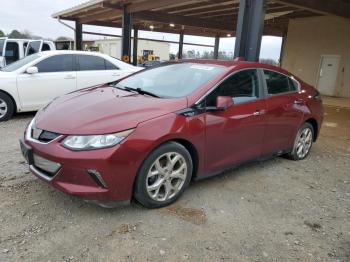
[161,204,207,225]
[117,223,137,234]
[304,221,322,232]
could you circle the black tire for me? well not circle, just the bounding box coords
[286,122,314,161]
[0,92,15,122]
[134,142,193,208]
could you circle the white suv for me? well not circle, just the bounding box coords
[0,50,143,121]
[0,38,56,68]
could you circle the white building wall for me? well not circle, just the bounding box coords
[94,38,170,61]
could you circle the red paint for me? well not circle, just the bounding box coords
[23,60,324,202]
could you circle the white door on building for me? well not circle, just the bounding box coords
[317,55,340,96]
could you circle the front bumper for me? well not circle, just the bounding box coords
[20,137,143,202]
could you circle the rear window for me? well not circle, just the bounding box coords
[263,70,290,95]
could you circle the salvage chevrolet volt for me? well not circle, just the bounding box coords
[20,60,324,208]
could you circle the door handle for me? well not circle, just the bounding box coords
[64,75,76,79]
[253,109,266,116]
[294,99,303,105]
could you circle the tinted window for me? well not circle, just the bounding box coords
[42,43,51,51]
[5,42,20,64]
[36,55,74,73]
[78,55,105,71]
[117,63,225,98]
[26,41,41,55]
[207,69,259,105]
[264,70,290,95]
[105,59,118,70]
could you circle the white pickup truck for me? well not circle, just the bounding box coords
[0,38,56,68]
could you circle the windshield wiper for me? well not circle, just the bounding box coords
[114,84,160,98]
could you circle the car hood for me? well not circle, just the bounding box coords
[35,85,188,135]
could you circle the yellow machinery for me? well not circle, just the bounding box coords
[138,50,159,64]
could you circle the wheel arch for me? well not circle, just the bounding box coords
[305,118,318,141]
[0,89,18,112]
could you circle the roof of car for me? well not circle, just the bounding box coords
[39,50,107,56]
[181,59,291,75]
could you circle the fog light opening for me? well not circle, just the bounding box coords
[87,169,108,189]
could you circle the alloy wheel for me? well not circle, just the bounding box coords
[296,127,313,158]
[0,98,8,120]
[146,152,187,202]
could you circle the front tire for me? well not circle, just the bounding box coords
[287,122,314,161]
[0,92,15,122]
[134,142,193,208]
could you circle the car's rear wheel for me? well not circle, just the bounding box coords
[134,142,193,208]
[287,122,314,161]
[0,92,15,122]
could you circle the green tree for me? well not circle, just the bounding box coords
[0,30,5,37]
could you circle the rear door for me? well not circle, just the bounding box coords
[17,54,76,110]
[204,69,267,174]
[261,69,304,155]
[76,54,122,89]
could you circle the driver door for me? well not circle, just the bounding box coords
[204,69,267,174]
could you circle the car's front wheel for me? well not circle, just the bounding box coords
[287,122,314,160]
[134,142,193,208]
[0,92,15,122]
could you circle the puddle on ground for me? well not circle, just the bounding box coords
[161,204,207,225]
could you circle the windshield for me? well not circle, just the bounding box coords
[117,63,225,98]
[0,39,5,56]
[1,53,40,72]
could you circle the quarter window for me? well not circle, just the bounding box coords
[264,70,291,95]
[35,55,74,73]
[288,78,299,92]
[105,59,118,70]
[207,69,259,106]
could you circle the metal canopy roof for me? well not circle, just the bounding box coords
[52,0,350,37]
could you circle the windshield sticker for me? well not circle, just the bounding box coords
[190,65,215,71]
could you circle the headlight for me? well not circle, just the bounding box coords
[62,129,134,151]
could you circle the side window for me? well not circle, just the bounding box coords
[5,42,20,64]
[264,70,290,95]
[41,43,51,51]
[78,55,105,71]
[288,78,299,92]
[207,69,259,106]
[35,55,74,73]
[105,59,118,70]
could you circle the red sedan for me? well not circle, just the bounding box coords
[20,60,324,208]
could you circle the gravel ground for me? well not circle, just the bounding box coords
[0,106,349,262]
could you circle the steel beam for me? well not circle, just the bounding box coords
[178,30,184,59]
[121,5,132,63]
[75,21,83,50]
[133,28,138,66]
[234,0,266,61]
[214,35,220,59]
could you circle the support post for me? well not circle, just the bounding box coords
[214,35,220,59]
[234,0,266,61]
[133,28,138,66]
[122,5,132,63]
[279,32,287,67]
[75,21,83,50]
[178,30,184,59]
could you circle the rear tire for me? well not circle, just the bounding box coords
[134,142,193,208]
[286,122,314,161]
[0,92,15,122]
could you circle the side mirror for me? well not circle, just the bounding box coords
[216,96,234,110]
[26,66,38,74]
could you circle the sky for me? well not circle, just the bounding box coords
[0,0,282,60]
